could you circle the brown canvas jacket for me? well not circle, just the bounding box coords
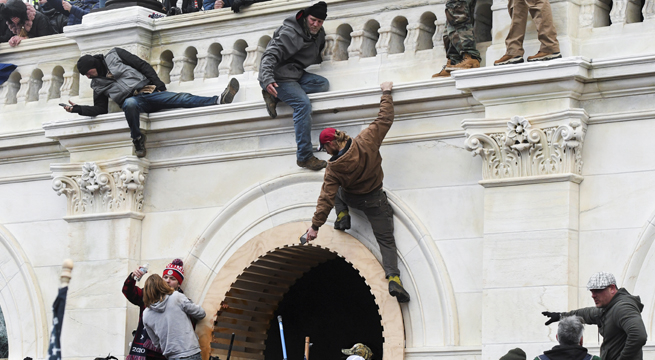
[311,93,393,229]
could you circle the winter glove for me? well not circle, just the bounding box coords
[542,311,561,325]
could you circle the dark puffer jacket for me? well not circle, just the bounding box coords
[36,2,67,34]
[258,9,325,86]
[562,288,647,360]
[0,0,54,40]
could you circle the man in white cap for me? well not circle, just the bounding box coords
[541,272,647,360]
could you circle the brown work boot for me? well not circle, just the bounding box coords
[494,54,524,66]
[261,90,278,119]
[432,60,454,78]
[527,51,562,62]
[448,53,480,70]
[297,156,327,171]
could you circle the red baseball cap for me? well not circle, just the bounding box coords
[318,127,336,151]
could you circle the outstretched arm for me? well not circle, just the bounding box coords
[356,82,394,149]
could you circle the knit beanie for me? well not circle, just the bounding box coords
[76,55,98,76]
[163,258,184,284]
[304,1,327,20]
[499,348,526,360]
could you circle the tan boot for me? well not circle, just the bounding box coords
[449,53,480,70]
[432,60,453,78]
[297,156,327,171]
[494,54,524,66]
[527,51,562,62]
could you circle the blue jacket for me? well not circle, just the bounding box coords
[66,0,98,25]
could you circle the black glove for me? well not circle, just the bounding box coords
[542,311,561,325]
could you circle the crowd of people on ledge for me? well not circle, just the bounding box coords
[0,0,274,46]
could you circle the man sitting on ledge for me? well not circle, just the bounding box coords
[64,47,240,158]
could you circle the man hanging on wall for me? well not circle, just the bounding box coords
[258,1,330,171]
[63,47,240,158]
[542,272,647,360]
[303,81,410,303]
[431,0,481,78]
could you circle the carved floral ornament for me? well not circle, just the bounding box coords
[465,116,586,180]
[52,161,148,218]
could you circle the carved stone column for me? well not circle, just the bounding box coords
[219,48,246,76]
[51,157,149,221]
[16,77,30,104]
[169,56,189,83]
[375,26,406,55]
[348,30,378,59]
[39,75,53,102]
[243,45,265,73]
[456,58,591,360]
[404,22,435,53]
[194,53,209,80]
[432,19,447,50]
[60,69,79,98]
[643,0,655,20]
[322,33,350,62]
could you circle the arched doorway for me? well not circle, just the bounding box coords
[209,245,384,360]
[196,222,405,360]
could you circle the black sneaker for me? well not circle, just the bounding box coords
[334,214,351,231]
[262,90,278,119]
[220,78,239,104]
[133,134,147,158]
[388,277,410,303]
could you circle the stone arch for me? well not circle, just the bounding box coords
[0,225,48,360]
[183,172,459,357]
[204,226,396,360]
[182,46,198,82]
[334,23,353,61]
[4,71,20,105]
[389,16,408,54]
[49,66,65,100]
[206,43,223,79]
[417,12,437,51]
[362,20,380,58]
[27,68,44,102]
[158,50,175,84]
[622,210,655,333]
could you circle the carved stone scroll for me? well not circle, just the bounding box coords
[465,116,586,180]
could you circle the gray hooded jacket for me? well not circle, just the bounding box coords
[562,288,647,360]
[143,291,206,359]
[258,11,325,86]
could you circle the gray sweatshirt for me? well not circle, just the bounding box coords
[258,11,325,86]
[143,291,206,359]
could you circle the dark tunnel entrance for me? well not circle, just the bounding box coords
[210,245,384,360]
[263,257,384,360]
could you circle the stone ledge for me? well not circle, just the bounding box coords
[479,174,584,187]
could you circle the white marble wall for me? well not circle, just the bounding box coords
[1,1,655,360]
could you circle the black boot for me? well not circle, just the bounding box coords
[133,134,147,158]
[334,211,351,231]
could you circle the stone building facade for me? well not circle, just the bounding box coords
[1,0,655,359]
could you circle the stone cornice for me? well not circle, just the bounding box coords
[43,80,477,156]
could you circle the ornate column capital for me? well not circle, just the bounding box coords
[51,157,149,222]
[463,110,588,185]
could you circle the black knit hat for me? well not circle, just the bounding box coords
[305,1,327,20]
[499,348,526,360]
[77,55,100,76]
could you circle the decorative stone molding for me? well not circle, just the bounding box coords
[644,0,655,20]
[405,22,435,53]
[193,54,208,80]
[465,115,586,181]
[579,2,594,28]
[219,48,246,76]
[348,30,378,59]
[432,19,446,49]
[51,157,149,221]
[243,45,266,73]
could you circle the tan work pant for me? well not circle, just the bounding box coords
[504,0,560,56]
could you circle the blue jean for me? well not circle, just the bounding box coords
[121,91,217,140]
[261,72,329,162]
